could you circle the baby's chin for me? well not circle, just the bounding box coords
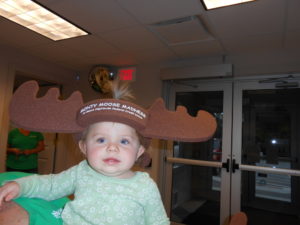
[100,169,135,179]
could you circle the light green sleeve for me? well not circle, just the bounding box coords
[143,179,170,225]
[16,164,79,201]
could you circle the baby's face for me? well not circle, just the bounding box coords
[79,122,145,178]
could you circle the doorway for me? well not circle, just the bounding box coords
[162,75,300,225]
[11,74,61,174]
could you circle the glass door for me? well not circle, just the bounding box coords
[163,75,300,225]
[231,76,300,225]
[162,79,233,225]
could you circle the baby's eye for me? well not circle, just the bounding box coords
[96,138,105,143]
[120,139,129,145]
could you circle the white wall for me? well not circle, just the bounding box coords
[0,44,75,84]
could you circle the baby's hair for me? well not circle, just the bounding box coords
[110,79,151,149]
[111,78,135,101]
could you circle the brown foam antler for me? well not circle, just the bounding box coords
[142,98,217,142]
[10,81,216,143]
[9,80,84,133]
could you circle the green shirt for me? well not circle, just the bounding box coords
[6,128,44,170]
[16,160,170,225]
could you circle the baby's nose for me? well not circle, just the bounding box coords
[107,143,119,152]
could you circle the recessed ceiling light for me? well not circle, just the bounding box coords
[0,0,89,41]
[201,0,256,10]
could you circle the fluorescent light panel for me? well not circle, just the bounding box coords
[0,0,88,40]
[202,0,255,10]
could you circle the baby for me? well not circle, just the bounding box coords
[0,80,216,225]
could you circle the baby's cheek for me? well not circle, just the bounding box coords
[87,149,102,160]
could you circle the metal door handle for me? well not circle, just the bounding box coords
[222,159,240,173]
[222,159,230,172]
[232,159,239,173]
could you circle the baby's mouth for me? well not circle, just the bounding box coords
[103,157,120,165]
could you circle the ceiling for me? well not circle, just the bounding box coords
[0,0,300,74]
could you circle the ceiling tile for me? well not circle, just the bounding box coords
[228,50,300,69]
[171,40,224,58]
[206,0,286,38]
[40,0,139,34]
[55,35,119,58]
[221,33,283,54]
[23,42,81,63]
[0,18,52,48]
[149,16,214,46]
[116,0,204,24]
[82,53,138,67]
[99,26,165,51]
[131,48,178,64]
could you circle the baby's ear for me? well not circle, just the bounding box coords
[137,145,145,159]
[79,140,87,155]
[136,151,152,168]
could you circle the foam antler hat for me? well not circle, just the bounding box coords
[9,80,217,142]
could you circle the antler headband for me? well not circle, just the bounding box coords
[9,81,217,142]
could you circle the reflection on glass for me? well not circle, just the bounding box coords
[241,88,300,225]
[170,91,223,224]
[255,160,291,202]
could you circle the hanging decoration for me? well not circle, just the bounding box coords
[88,65,116,93]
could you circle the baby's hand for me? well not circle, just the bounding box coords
[0,181,20,208]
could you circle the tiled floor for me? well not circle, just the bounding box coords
[182,201,219,225]
[172,200,300,225]
[243,207,300,225]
